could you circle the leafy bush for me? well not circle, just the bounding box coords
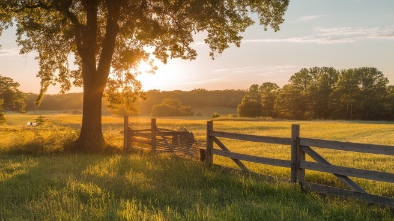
[237,99,262,117]
[211,112,220,118]
[150,98,194,117]
[35,115,46,126]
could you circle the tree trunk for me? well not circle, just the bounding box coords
[71,1,120,152]
[75,83,105,152]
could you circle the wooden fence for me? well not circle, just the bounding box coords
[204,121,394,208]
[127,118,196,154]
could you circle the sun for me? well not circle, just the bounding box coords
[136,59,184,91]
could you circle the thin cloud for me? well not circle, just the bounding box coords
[257,65,299,75]
[0,48,19,57]
[316,26,394,39]
[286,15,326,23]
[213,65,299,75]
[244,37,354,44]
[212,68,231,73]
[243,25,394,44]
[206,76,228,82]
[184,76,228,85]
[298,15,326,21]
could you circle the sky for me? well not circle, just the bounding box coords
[0,0,393,94]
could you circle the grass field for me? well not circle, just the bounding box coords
[1,112,394,220]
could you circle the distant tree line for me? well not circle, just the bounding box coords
[15,66,394,120]
[137,89,245,115]
[150,98,194,117]
[25,93,84,111]
[238,67,394,120]
[22,89,245,115]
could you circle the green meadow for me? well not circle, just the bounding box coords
[0,112,393,220]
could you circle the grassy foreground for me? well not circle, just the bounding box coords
[1,154,393,220]
[0,113,394,220]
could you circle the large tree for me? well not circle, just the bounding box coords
[0,0,289,152]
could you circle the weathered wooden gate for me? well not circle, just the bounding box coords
[127,118,197,155]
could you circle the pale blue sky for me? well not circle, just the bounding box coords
[1,0,393,93]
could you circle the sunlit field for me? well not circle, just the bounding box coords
[1,112,394,220]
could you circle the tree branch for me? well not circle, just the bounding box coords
[96,0,121,86]
[16,1,52,12]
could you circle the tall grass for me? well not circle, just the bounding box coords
[0,126,78,154]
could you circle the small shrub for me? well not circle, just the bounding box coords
[35,115,46,126]
[211,112,220,118]
[0,112,5,124]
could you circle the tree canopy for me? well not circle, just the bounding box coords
[0,0,289,151]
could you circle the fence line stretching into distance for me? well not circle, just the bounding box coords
[125,118,393,208]
[204,121,394,208]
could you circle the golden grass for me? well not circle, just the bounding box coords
[1,113,394,197]
[1,113,394,219]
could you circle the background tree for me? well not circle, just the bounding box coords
[0,99,5,124]
[383,85,394,120]
[104,70,146,152]
[259,82,279,117]
[287,68,316,118]
[356,67,388,120]
[105,72,146,117]
[329,69,362,119]
[329,68,390,120]
[288,67,339,119]
[237,84,262,117]
[1,0,289,152]
[0,75,26,123]
[150,98,193,117]
[310,67,338,119]
[137,89,245,115]
[274,84,307,119]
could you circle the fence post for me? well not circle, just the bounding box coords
[291,124,300,183]
[123,115,129,153]
[206,121,214,166]
[151,118,156,153]
[297,137,305,185]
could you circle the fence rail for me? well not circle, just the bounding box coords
[204,121,394,208]
[210,131,292,145]
[301,138,394,155]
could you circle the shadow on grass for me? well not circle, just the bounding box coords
[0,153,393,220]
